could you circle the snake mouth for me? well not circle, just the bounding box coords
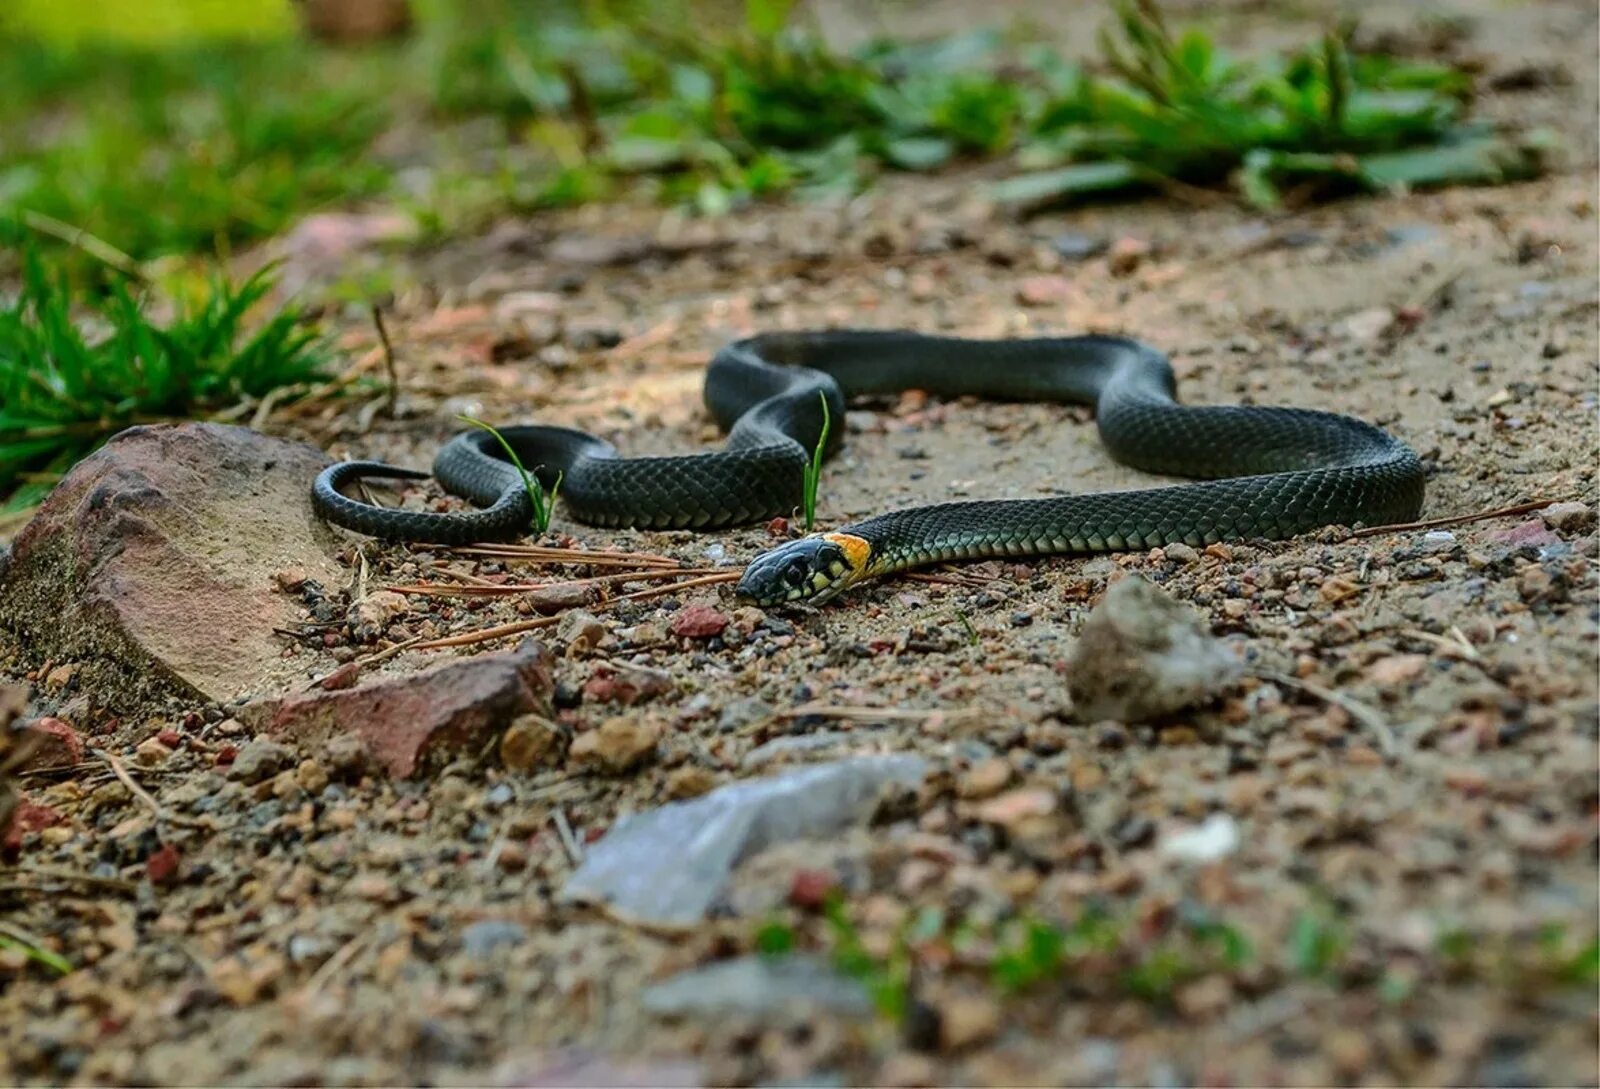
[736,534,869,606]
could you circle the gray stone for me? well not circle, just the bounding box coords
[461,919,528,956]
[562,755,928,926]
[641,955,870,1019]
[1065,575,1241,723]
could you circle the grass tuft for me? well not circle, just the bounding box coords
[800,390,831,532]
[0,247,328,509]
[455,416,561,535]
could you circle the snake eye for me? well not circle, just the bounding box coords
[783,558,810,586]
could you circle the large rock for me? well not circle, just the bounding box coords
[1065,575,1241,723]
[0,424,343,708]
[238,639,554,778]
[563,754,928,927]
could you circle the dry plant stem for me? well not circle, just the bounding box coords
[447,544,682,567]
[552,809,584,865]
[387,566,729,598]
[778,703,983,724]
[370,303,399,418]
[409,571,741,650]
[93,749,210,830]
[1254,669,1397,757]
[1352,497,1573,538]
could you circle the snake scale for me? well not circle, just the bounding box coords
[311,330,1425,605]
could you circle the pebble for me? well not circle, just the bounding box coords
[717,695,774,733]
[500,714,569,771]
[1015,275,1073,307]
[1159,813,1240,863]
[569,716,661,774]
[135,736,173,767]
[1163,542,1199,564]
[322,735,371,780]
[294,759,329,795]
[669,604,729,639]
[1050,232,1108,261]
[460,920,527,956]
[227,738,295,784]
[938,993,1002,1052]
[1066,576,1241,723]
[347,590,409,640]
[664,765,716,799]
[1107,237,1150,275]
[957,758,1013,799]
[973,787,1055,827]
[1541,501,1594,534]
[557,610,609,656]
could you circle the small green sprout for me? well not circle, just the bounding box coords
[801,390,831,531]
[456,416,562,534]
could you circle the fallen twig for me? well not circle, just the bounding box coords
[1254,669,1397,757]
[93,749,210,830]
[370,303,399,418]
[408,571,740,651]
[1352,497,1573,538]
[388,566,728,598]
[552,808,584,865]
[447,543,683,568]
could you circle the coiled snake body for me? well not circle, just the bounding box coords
[312,331,1424,605]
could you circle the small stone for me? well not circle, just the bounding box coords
[1541,501,1594,534]
[323,734,371,779]
[1338,306,1394,342]
[274,566,308,592]
[349,874,399,901]
[496,841,529,873]
[789,868,840,909]
[460,919,527,956]
[1159,813,1239,863]
[1176,975,1232,1019]
[585,664,674,706]
[227,738,295,784]
[17,716,83,771]
[1368,654,1428,686]
[669,604,729,639]
[1163,542,1199,564]
[717,696,773,733]
[957,758,1013,800]
[1050,232,1107,261]
[570,716,660,775]
[1107,237,1150,275]
[43,664,77,690]
[1066,576,1241,723]
[664,765,716,799]
[525,582,595,614]
[500,714,569,772]
[557,610,608,656]
[1016,275,1073,307]
[135,737,174,767]
[347,590,409,641]
[973,787,1055,827]
[145,843,181,886]
[939,993,1002,1051]
[295,759,329,795]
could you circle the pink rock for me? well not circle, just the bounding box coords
[1487,518,1561,552]
[237,640,554,778]
[1016,275,1073,307]
[19,716,84,771]
[669,604,729,639]
[0,424,344,707]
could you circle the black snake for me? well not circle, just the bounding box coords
[311,330,1425,605]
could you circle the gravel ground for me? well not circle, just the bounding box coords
[2,0,1597,1085]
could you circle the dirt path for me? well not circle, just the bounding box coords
[2,0,1596,1085]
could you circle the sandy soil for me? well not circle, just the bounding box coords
[2,0,1596,1085]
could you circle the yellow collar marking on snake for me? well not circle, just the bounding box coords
[822,532,872,574]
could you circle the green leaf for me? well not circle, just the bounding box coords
[744,0,795,41]
[985,160,1147,211]
[1357,133,1551,190]
[883,136,954,171]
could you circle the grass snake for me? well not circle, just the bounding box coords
[311,330,1425,605]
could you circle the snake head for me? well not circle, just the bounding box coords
[736,532,872,607]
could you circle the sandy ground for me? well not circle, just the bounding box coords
[2,0,1596,1085]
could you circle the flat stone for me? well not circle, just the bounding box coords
[16,716,82,771]
[641,955,871,1020]
[562,754,928,926]
[238,639,554,778]
[1066,576,1241,723]
[0,423,343,708]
